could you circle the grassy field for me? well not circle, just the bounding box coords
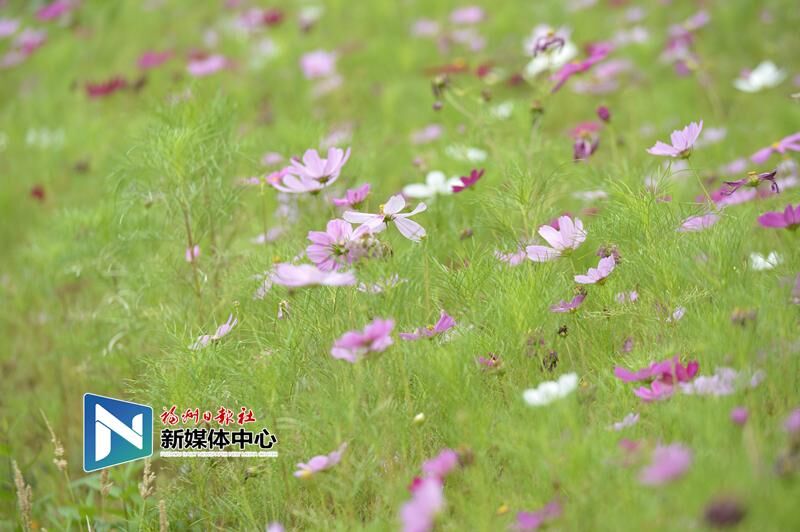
[2,0,800,530]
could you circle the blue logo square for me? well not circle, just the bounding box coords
[83,393,153,472]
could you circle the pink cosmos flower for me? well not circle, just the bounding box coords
[476,353,502,370]
[784,408,800,434]
[611,413,640,431]
[410,124,443,145]
[452,168,484,193]
[294,443,347,478]
[514,501,562,531]
[639,444,692,486]
[526,216,586,262]
[85,77,127,99]
[261,152,284,166]
[270,263,356,288]
[647,121,703,158]
[549,293,586,313]
[571,121,601,161]
[332,183,370,208]
[634,379,675,402]
[495,247,528,266]
[300,49,337,79]
[750,132,800,164]
[15,28,47,54]
[421,449,459,479]
[269,147,351,193]
[187,54,228,77]
[343,194,427,242]
[730,407,749,426]
[185,245,200,263]
[400,310,456,341]
[189,314,238,350]
[36,0,74,21]
[450,6,485,24]
[138,50,172,69]
[306,219,371,271]
[0,19,20,38]
[757,204,800,229]
[679,367,739,396]
[615,356,699,384]
[615,291,638,304]
[575,256,616,285]
[551,42,613,93]
[400,476,444,532]
[330,318,394,363]
[678,213,719,232]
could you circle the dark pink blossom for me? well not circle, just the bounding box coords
[452,168,484,193]
[138,50,172,69]
[551,42,612,92]
[85,77,127,99]
[724,169,778,195]
[757,204,800,229]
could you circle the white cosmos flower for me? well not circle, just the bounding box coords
[522,25,578,78]
[491,101,514,119]
[734,61,786,93]
[445,144,487,162]
[523,373,578,407]
[749,252,782,271]
[402,171,461,199]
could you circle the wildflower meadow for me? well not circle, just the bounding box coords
[3,0,800,530]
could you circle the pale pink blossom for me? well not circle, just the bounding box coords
[189,314,238,350]
[574,256,616,284]
[187,54,228,77]
[294,443,347,478]
[647,121,703,158]
[331,318,394,363]
[270,263,356,288]
[526,216,586,261]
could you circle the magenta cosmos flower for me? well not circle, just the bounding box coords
[724,169,778,195]
[189,314,238,350]
[514,501,562,531]
[751,132,800,164]
[549,293,586,313]
[647,120,703,158]
[400,310,456,341]
[270,263,355,288]
[306,219,371,271]
[452,168,484,193]
[300,49,337,79]
[86,77,127,99]
[294,443,347,478]
[332,183,370,208]
[36,0,74,21]
[330,318,394,363]
[551,41,613,93]
[269,147,351,193]
[615,355,699,402]
[526,215,586,262]
[757,204,800,229]
[138,50,172,69]
[575,256,616,285]
[344,194,427,242]
[399,476,444,532]
[639,444,692,486]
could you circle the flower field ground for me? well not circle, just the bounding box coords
[2,1,800,530]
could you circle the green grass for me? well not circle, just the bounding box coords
[2,0,800,530]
